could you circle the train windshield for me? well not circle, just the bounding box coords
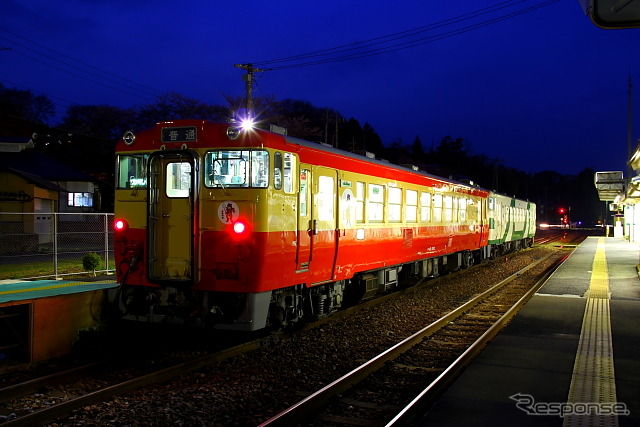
[204,150,269,188]
[117,154,149,189]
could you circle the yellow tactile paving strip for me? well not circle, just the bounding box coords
[563,238,619,427]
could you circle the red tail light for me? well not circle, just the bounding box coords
[229,218,251,240]
[233,221,246,234]
[114,219,128,231]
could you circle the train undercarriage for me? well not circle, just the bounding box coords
[115,238,534,331]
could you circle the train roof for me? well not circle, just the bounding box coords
[117,120,492,196]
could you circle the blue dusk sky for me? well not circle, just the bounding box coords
[1,0,639,175]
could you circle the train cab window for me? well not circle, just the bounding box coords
[420,192,431,222]
[117,154,149,189]
[166,161,191,198]
[406,190,417,223]
[204,150,268,188]
[367,184,384,223]
[388,187,402,223]
[356,181,365,223]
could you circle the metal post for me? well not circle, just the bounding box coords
[104,214,109,273]
[53,213,58,279]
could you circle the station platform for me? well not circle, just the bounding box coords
[0,276,118,362]
[0,276,118,304]
[419,237,640,427]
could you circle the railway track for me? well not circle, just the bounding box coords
[0,338,269,426]
[0,236,578,426]
[259,251,568,426]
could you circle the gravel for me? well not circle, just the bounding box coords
[3,246,560,426]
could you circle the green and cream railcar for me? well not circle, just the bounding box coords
[487,192,535,257]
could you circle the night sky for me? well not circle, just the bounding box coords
[2,0,639,175]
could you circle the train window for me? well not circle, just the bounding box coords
[204,150,268,188]
[274,152,282,190]
[432,194,442,223]
[388,187,402,223]
[367,184,384,222]
[117,154,149,189]
[318,175,334,221]
[166,162,191,198]
[356,181,365,223]
[283,153,295,193]
[459,198,467,222]
[454,197,460,222]
[444,195,453,222]
[420,192,431,222]
[406,190,417,223]
[299,169,309,216]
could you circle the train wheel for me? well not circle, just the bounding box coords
[267,303,286,330]
[343,277,365,307]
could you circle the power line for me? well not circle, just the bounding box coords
[252,0,525,66]
[0,77,77,108]
[3,47,158,102]
[246,0,560,71]
[0,27,163,100]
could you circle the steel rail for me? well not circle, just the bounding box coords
[258,252,559,426]
[0,360,109,403]
[386,253,569,426]
[0,340,263,427]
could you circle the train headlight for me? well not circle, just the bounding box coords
[240,118,254,131]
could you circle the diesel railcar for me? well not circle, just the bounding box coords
[113,120,535,331]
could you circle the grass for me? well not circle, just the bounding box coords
[0,260,116,281]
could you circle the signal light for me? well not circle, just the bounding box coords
[114,219,128,231]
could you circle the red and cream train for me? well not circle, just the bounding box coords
[113,119,535,330]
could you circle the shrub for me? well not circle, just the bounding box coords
[82,252,103,276]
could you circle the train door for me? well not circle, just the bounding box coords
[147,151,195,283]
[308,165,339,284]
[296,165,312,272]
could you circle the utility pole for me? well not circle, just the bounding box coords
[233,63,265,121]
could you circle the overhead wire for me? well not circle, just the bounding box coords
[0,27,163,101]
[0,77,77,108]
[248,0,560,71]
[252,0,525,66]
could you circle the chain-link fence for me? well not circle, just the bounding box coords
[0,212,115,281]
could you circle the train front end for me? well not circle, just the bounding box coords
[113,120,275,331]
